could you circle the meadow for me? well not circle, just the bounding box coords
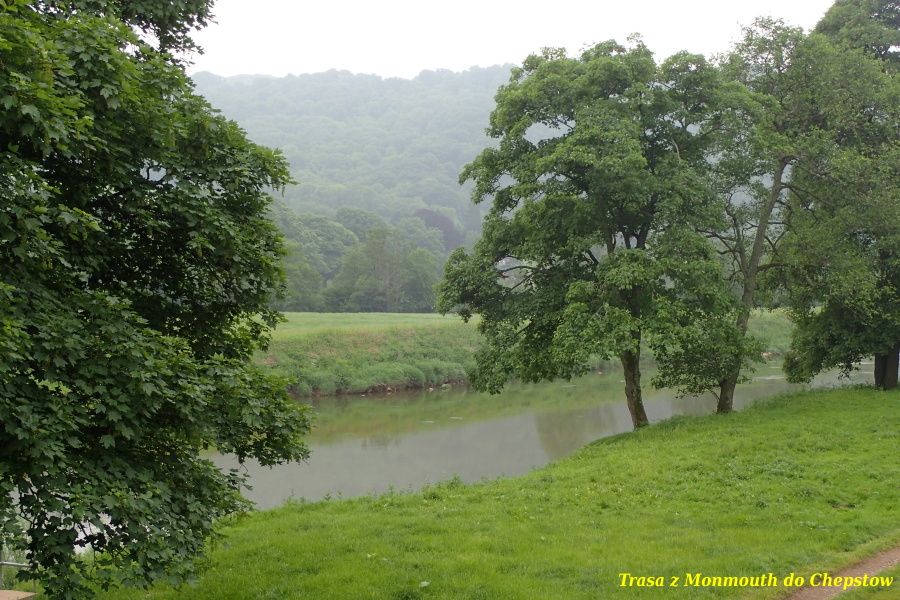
[89,386,900,600]
[258,313,481,396]
[258,310,797,397]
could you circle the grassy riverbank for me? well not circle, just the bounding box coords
[91,387,899,600]
[258,313,481,395]
[258,310,795,397]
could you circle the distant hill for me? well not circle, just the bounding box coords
[192,66,514,239]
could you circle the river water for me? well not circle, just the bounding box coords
[210,362,870,509]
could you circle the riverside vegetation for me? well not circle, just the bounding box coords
[257,310,796,397]
[257,313,482,396]
[85,386,900,600]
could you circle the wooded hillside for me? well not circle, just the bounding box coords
[192,66,513,238]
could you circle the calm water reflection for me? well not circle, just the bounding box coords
[211,363,868,508]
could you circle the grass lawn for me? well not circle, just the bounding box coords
[92,387,900,600]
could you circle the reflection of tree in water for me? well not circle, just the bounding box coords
[534,402,624,462]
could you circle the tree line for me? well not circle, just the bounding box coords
[192,67,521,313]
[192,66,513,238]
[268,203,460,312]
[438,2,900,430]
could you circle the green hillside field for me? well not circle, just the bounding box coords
[90,386,900,600]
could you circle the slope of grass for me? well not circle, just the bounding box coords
[94,387,900,600]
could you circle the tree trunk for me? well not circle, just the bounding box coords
[620,348,649,428]
[717,157,789,412]
[717,308,753,413]
[717,374,738,413]
[874,344,899,390]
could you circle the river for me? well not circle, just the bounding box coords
[210,362,870,509]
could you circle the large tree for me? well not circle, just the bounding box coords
[701,18,899,409]
[776,5,900,388]
[0,2,311,598]
[438,42,739,428]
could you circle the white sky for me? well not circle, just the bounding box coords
[187,0,837,80]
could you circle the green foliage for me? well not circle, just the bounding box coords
[412,208,464,252]
[763,9,900,387]
[778,150,900,385]
[325,226,441,313]
[400,248,441,312]
[0,3,311,598]
[191,66,513,231]
[815,0,900,65]
[334,206,387,241]
[438,42,740,424]
[706,16,900,405]
[274,239,325,312]
[92,388,900,600]
[269,204,445,313]
[291,213,360,281]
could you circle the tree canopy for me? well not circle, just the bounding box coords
[267,203,445,313]
[775,10,900,388]
[815,0,900,65]
[192,66,512,238]
[700,20,860,409]
[0,2,311,597]
[438,41,740,428]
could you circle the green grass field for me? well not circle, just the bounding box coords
[747,309,795,357]
[270,313,471,336]
[88,386,899,600]
[257,310,796,397]
[258,313,481,396]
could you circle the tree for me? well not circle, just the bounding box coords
[0,3,311,598]
[411,208,464,252]
[399,248,440,313]
[701,19,899,409]
[272,240,326,312]
[334,206,387,242]
[815,0,900,65]
[397,216,446,265]
[326,227,406,312]
[697,19,807,413]
[438,42,738,429]
[774,7,900,388]
[191,65,513,234]
[325,226,441,312]
[777,150,900,388]
[292,213,358,282]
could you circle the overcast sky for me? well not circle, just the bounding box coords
[187,0,837,80]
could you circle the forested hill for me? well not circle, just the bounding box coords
[192,66,514,240]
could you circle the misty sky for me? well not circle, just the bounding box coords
[187,0,837,79]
